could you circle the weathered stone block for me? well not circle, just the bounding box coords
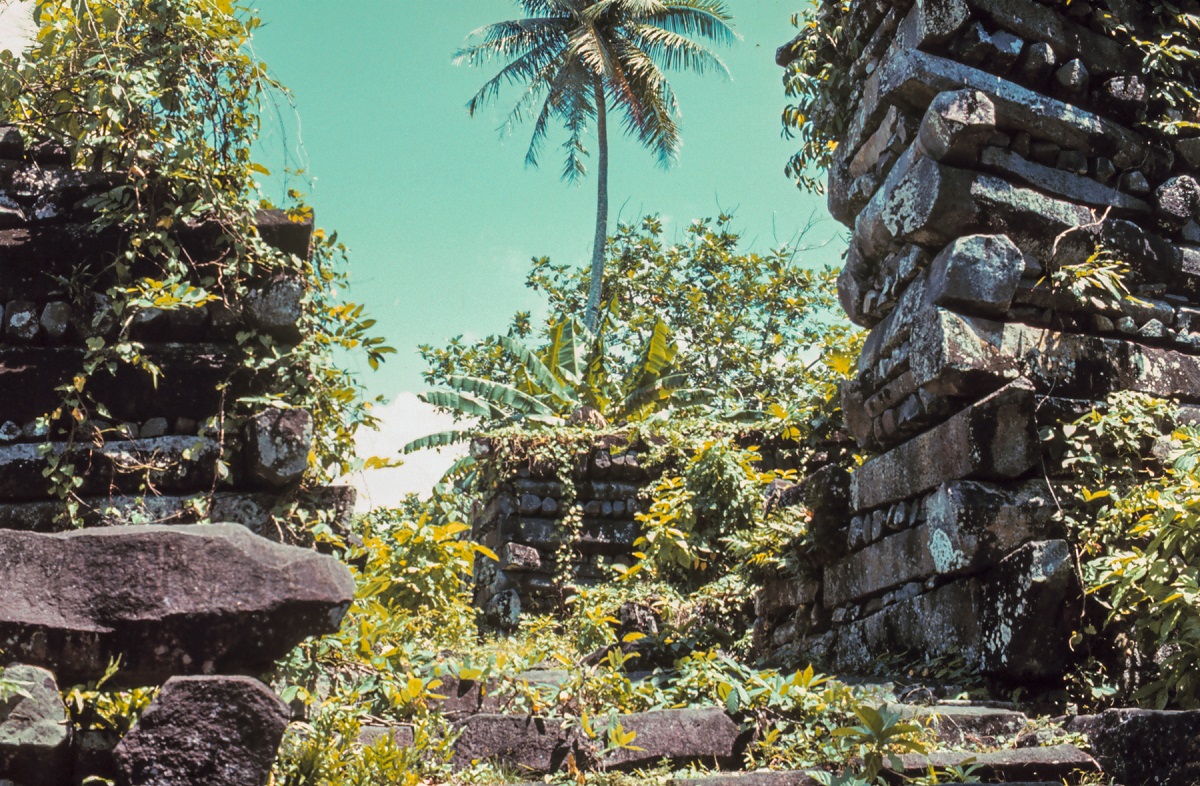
[891,744,1098,782]
[981,540,1077,678]
[917,89,995,166]
[0,664,69,786]
[825,481,1056,608]
[113,676,289,786]
[887,702,1028,746]
[244,407,313,489]
[851,380,1039,511]
[245,276,304,344]
[450,714,579,774]
[925,480,1058,575]
[849,47,1143,166]
[0,436,224,502]
[1066,709,1200,786]
[0,345,252,426]
[925,234,1023,316]
[0,523,354,686]
[603,708,742,771]
[825,579,982,673]
[980,146,1150,214]
[516,517,639,553]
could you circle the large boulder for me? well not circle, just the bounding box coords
[113,676,289,786]
[0,524,354,686]
[0,664,70,786]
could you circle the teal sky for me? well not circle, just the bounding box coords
[251,0,843,400]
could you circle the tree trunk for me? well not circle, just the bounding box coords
[584,79,609,334]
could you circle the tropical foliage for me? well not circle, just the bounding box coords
[405,314,708,453]
[1053,392,1200,710]
[456,0,736,331]
[422,214,856,417]
[780,1,855,194]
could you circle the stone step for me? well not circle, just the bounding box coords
[886,744,1099,784]
[886,702,1029,745]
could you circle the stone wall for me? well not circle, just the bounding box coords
[0,128,353,538]
[762,0,1198,682]
[471,432,822,628]
[471,435,652,628]
[0,128,357,785]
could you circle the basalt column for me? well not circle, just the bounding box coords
[765,0,1200,681]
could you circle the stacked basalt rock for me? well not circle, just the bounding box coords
[470,429,830,629]
[0,129,358,785]
[470,437,652,628]
[763,0,1200,682]
[0,127,354,537]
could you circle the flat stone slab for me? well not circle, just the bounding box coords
[887,702,1028,745]
[0,664,69,786]
[851,380,1039,511]
[674,773,822,786]
[603,707,743,770]
[450,714,579,774]
[0,523,354,686]
[113,676,289,786]
[890,743,1098,782]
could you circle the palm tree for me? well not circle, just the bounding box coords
[455,0,736,333]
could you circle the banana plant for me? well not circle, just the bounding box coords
[403,316,711,454]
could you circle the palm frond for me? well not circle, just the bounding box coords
[630,23,730,75]
[445,375,559,417]
[611,372,689,422]
[545,319,585,385]
[651,2,738,46]
[420,390,505,421]
[497,334,577,404]
[401,430,473,455]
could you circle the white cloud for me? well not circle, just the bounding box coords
[0,2,33,57]
[342,392,469,512]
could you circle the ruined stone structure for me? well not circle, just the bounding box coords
[470,432,821,628]
[471,436,651,627]
[760,0,1200,683]
[0,128,353,536]
[0,129,356,785]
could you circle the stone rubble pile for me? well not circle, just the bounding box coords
[0,129,357,785]
[757,0,1200,692]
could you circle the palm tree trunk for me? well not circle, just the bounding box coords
[584,78,608,334]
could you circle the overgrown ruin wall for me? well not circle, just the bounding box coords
[0,128,353,537]
[761,0,1200,682]
[0,129,356,785]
